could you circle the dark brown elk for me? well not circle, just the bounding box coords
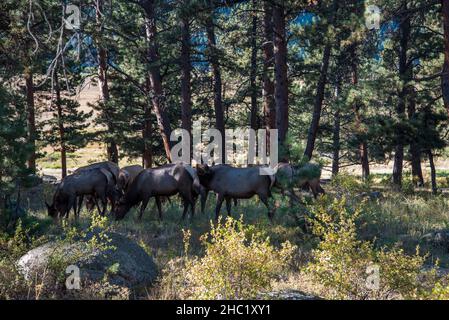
[274,162,325,199]
[74,161,121,213]
[117,165,144,192]
[196,164,275,221]
[114,163,200,221]
[45,168,119,219]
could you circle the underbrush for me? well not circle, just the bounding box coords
[3,175,449,300]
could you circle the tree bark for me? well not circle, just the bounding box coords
[304,0,338,160]
[350,45,370,180]
[54,72,67,178]
[205,0,225,158]
[96,0,119,164]
[24,67,36,173]
[442,0,449,111]
[142,0,173,161]
[180,11,192,134]
[392,1,411,189]
[428,150,437,195]
[332,108,340,176]
[262,0,276,151]
[407,86,424,186]
[272,2,289,158]
[332,81,341,176]
[249,0,258,130]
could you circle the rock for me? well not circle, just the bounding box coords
[258,290,321,300]
[359,191,383,200]
[421,230,449,247]
[17,232,158,289]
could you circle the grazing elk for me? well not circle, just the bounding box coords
[114,162,201,221]
[45,168,120,219]
[196,164,276,221]
[274,162,325,199]
[117,165,144,192]
[74,161,121,213]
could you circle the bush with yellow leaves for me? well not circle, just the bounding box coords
[157,217,295,300]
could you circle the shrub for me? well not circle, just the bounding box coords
[157,217,295,300]
[305,196,432,299]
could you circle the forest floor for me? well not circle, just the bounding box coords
[15,178,449,299]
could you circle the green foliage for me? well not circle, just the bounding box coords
[156,217,295,300]
[184,217,295,299]
[305,196,431,299]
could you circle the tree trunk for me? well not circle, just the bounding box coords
[262,0,275,131]
[143,91,153,169]
[180,11,192,134]
[350,45,370,180]
[54,72,67,178]
[96,0,119,164]
[392,1,411,189]
[206,0,225,158]
[262,0,275,152]
[428,150,437,195]
[332,108,340,176]
[304,0,338,160]
[24,67,36,173]
[442,0,449,111]
[332,80,341,176]
[142,0,172,161]
[407,87,424,186]
[249,1,258,130]
[272,2,289,158]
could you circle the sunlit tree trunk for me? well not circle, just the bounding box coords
[141,0,172,161]
[96,0,118,164]
[442,0,449,111]
[24,67,36,172]
[272,2,288,159]
[392,1,411,189]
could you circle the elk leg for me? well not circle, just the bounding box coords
[138,195,150,221]
[76,195,83,218]
[233,198,238,207]
[201,190,209,214]
[215,194,225,221]
[259,193,275,221]
[94,196,102,215]
[190,199,195,219]
[181,198,189,220]
[66,194,76,220]
[225,197,232,217]
[155,196,163,221]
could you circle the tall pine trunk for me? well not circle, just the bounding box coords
[24,67,36,173]
[262,0,275,146]
[428,150,437,194]
[96,0,118,164]
[392,1,411,189]
[272,3,288,159]
[350,45,370,179]
[332,82,341,176]
[180,11,192,134]
[143,81,153,169]
[304,0,338,160]
[249,1,258,130]
[407,87,424,186]
[54,72,67,178]
[442,0,449,111]
[206,0,225,159]
[142,0,172,161]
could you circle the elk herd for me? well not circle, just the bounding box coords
[45,160,324,222]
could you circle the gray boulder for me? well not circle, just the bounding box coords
[17,232,158,289]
